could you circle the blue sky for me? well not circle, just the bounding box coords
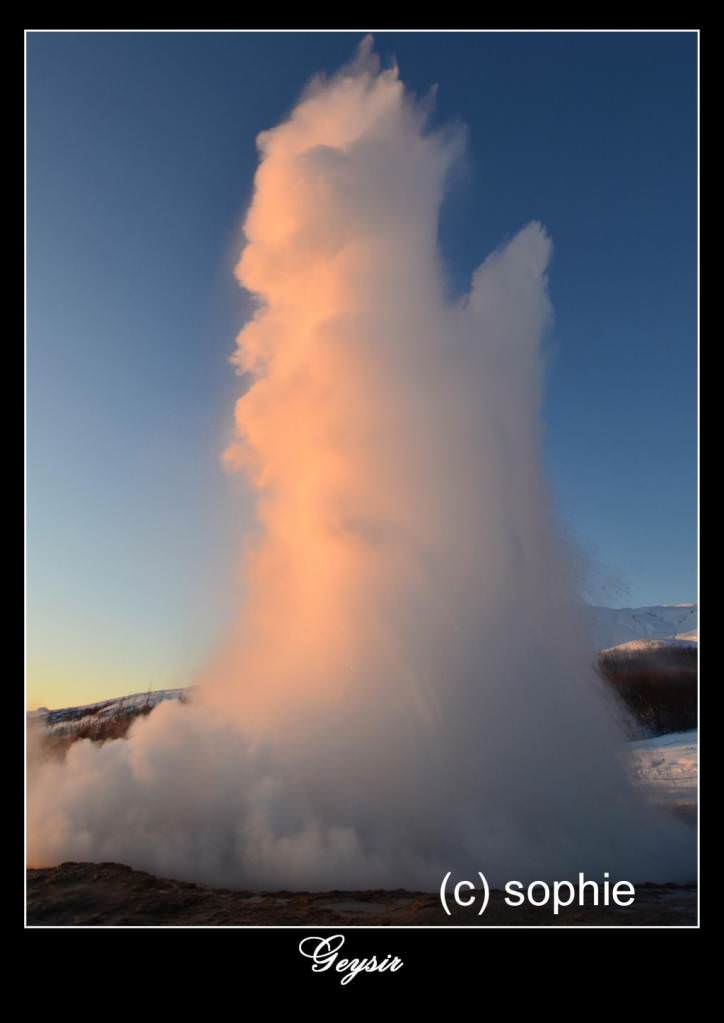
[27,31,697,707]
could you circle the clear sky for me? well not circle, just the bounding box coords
[27,31,698,709]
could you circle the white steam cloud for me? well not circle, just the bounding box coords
[28,40,694,889]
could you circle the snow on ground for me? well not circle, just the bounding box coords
[676,629,698,642]
[628,729,698,810]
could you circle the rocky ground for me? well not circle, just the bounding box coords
[26,862,697,926]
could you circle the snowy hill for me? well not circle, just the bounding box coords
[29,688,187,737]
[589,604,697,651]
[600,637,697,657]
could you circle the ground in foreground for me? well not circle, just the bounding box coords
[26,862,697,926]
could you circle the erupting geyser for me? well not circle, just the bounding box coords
[27,39,694,889]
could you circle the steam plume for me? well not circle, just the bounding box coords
[28,39,694,888]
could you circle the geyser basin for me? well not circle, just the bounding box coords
[27,38,695,891]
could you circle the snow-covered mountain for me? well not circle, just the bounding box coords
[589,604,698,652]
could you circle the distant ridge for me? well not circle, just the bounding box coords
[589,604,698,651]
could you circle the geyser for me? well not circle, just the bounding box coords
[27,39,694,889]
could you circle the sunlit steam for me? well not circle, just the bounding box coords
[27,39,694,888]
